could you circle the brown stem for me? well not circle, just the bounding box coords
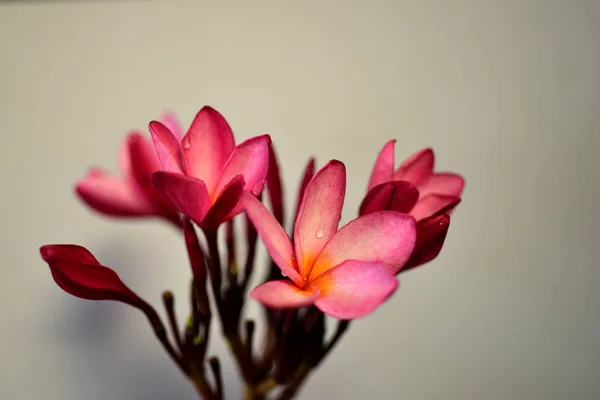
[162,291,184,355]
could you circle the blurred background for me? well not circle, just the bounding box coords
[1,1,599,399]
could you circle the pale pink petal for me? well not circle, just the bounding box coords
[311,260,398,320]
[148,121,184,174]
[76,168,155,216]
[214,135,271,197]
[242,193,303,286]
[394,148,434,185]
[410,194,461,221]
[182,106,236,192]
[367,140,396,191]
[294,160,346,278]
[161,112,183,140]
[201,175,245,229]
[310,211,416,278]
[250,280,319,309]
[417,172,465,198]
[151,172,211,226]
[294,157,316,222]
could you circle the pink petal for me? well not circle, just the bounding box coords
[149,121,184,174]
[151,172,211,226]
[311,260,398,319]
[367,140,396,191]
[266,143,284,224]
[242,193,303,286]
[294,157,315,223]
[417,172,465,198]
[250,280,319,309]
[410,194,461,221]
[359,181,419,216]
[76,168,155,216]
[201,175,245,229]
[294,160,346,278]
[161,112,183,140]
[214,134,270,197]
[403,213,451,271]
[394,148,434,185]
[310,211,416,279]
[182,106,236,192]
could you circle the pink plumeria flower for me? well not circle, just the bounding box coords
[364,141,465,221]
[149,106,271,230]
[243,160,416,320]
[75,117,181,225]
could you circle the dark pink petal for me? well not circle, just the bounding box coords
[417,172,465,198]
[410,194,461,221]
[40,244,145,307]
[311,260,398,320]
[161,112,183,140]
[394,148,434,185]
[250,280,319,309]
[294,160,346,278]
[294,157,315,223]
[149,121,184,174]
[403,214,451,271]
[201,175,245,229]
[214,134,270,197]
[266,143,284,224]
[310,211,416,279]
[242,193,303,286]
[359,181,419,216]
[152,172,211,226]
[367,140,396,191]
[75,168,155,216]
[182,106,236,192]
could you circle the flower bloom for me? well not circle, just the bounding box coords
[75,116,181,225]
[149,106,270,230]
[243,160,416,320]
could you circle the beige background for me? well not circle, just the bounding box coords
[1,1,599,399]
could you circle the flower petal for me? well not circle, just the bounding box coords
[367,140,396,191]
[403,213,451,271]
[410,194,461,221]
[359,181,419,216]
[242,193,303,286]
[310,211,416,278]
[40,244,144,306]
[149,121,184,174]
[161,112,183,140]
[266,143,284,224]
[201,175,245,229]
[151,172,211,226]
[75,168,155,216]
[394,148,434,185]
[294,157,315,223]
[182,106,236,192]
[417,172,465,198]
[214,135,271,197]
[294,160,346,278]
[312,260,398,319]
[250,280,319,309]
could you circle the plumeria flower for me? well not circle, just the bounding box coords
[149,106,270,230]
[243,160,416,320]
[360,141,465,271]
[75,116,181,225]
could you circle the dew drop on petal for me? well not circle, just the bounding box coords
[182,135,191,149]
[315,229,324,239]
[281,270,287,277]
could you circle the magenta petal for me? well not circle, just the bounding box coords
[359,181,419,216]
[294,160,346,278]
[161,112,183,140]
[294,157,316,223]
[214,134,271,197]
[266,143,284,224]
[149,121,184,174]
[76,168,155,216]
[410,194,461,221]
[152,172,211,226]
[183,106,236,192]
[403,214,451,271]
[367,140,396,191]
[250,280,319,309]
[394,148,434,185]
[201,175,245,229]
[311,211,416,278]
[312,260,398,320]
[417,172,465,198]
[242,193,303,285]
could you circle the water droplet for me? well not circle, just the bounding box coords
[316,229,324,239]
[182,135,192,149]
[281,270,287,277]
